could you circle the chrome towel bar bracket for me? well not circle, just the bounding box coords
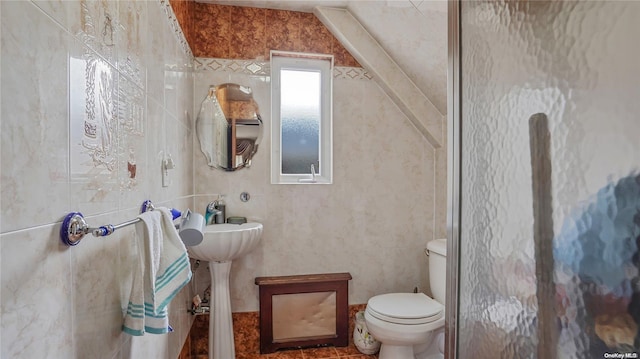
[60,200,181,246]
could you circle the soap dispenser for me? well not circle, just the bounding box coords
[213,195,226,224]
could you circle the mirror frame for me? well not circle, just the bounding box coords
[196,83,264,171]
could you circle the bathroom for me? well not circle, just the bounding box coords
[2,1,640,359]
[1,0,445,357]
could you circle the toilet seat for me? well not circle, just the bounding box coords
[367,293,444,325]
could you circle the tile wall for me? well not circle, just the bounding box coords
[169,0,194,49]
[1,1,445,357]
[1,1,194,358]
[193,59,437,312]
[174,2,360,67]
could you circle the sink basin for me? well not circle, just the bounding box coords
[188,222,263,262]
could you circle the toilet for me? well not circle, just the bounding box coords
[364,238,447,359]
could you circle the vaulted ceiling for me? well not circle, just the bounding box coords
[195,0,448,115]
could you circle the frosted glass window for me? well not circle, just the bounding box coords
[271,53,333,184]
[280,69,320,174]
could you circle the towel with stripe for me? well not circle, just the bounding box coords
[123,207,192,336]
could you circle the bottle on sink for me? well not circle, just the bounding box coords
[213,195,226,224]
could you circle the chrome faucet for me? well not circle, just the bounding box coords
[205,202,220,225]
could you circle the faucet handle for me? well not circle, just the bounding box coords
[204,202,221,225]
[206,202,216,213]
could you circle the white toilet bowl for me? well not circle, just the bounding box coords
[414,328,445,359]
[364,292,444,359]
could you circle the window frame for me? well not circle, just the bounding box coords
[270,51,333,184]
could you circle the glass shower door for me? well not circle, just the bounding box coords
[453,1,640,358]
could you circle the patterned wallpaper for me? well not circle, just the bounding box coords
[169,0,361,67]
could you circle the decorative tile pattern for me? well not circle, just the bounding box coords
[333,67,374,81]
[68,44,120,216]
[161,0,193,58]
[70,49,118,174]
[117,0,147,89]
[169,0,194,48]
[195,57,269,76]
[1,1,195,358]
[194,58,371,81]
[73,0,119,66]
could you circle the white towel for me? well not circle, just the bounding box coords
[123,207,192,336]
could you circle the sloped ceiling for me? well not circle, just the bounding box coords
[197,0,448,115]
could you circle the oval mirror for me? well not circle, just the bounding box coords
[196,83,263,171]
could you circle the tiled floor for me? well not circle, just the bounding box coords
[186,304,379,359]
[235,344,378,359]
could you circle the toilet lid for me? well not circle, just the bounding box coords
[367,293,444,325]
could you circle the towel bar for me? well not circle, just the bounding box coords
[60,200,181,246]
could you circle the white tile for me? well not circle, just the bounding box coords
[1,1,70,232]
[117,74,148,211]
[117,0,148,90]
[164,31,179,119]
[167,286,195,358]
[176,53,194,129]
[164,115,193,200]
[71,211,134,359]
[69,0,119,67]
[1,225,74,358]
[194,70,436,311]
[146,1,166,106]
[32,0,75,31]
[410,0,424,9]
[146,97,167,203]
[68,40,120,216]
[1,0,194,358]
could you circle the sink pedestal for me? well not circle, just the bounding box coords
[209,261,234,359]
[186,222,263,359]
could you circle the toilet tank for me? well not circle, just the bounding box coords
[427,238,447,304]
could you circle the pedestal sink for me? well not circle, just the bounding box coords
[188,222,263,359]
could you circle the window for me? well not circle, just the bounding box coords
[271,52,333,184]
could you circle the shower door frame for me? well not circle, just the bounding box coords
[445,1,461,358]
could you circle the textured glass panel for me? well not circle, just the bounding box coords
[280,69,320,174]
[459,1,640,358]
